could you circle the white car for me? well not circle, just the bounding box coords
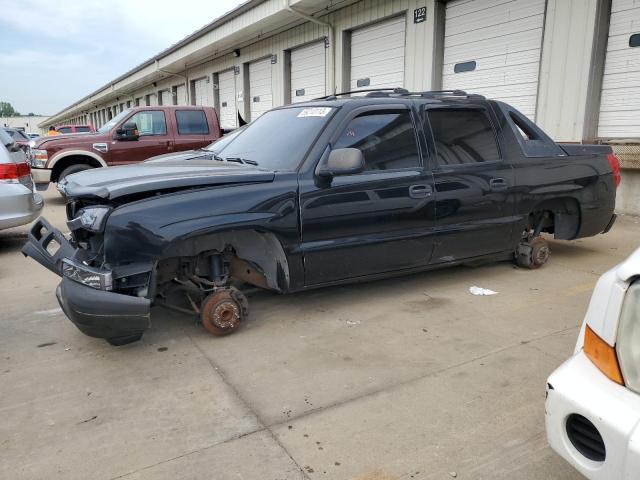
[546,248,640,479]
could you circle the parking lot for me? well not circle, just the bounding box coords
[0,187,636,480]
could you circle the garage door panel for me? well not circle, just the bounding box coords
[292,68,325,83]
[290,42,326,103]
[352,33,405,56]
[443,0,544,120]
[444,59,540,85]
[350,16,406,91]
[598,0,640,137]
[352,54,405,75]
[600,91,640,111]
[218,69,237,129]
[249,58,273,119]
[292,57,325,72]
[610,3,640,24]
[160,90,171,106]
[605,35,640,55]
[350,71,405,91]
[446,0,545,37]
[446,16,543,47]
[446,0,517,18]
[193,78,214,106]
[351,28,405,47]
[444,50,541,75]
[444,28,541,62]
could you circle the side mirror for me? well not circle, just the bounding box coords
[114,122,139,141]
[317,148,365,178]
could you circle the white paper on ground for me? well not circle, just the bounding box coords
[469,286,498,296]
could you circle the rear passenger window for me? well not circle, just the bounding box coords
[334,110,420,171]
[427,109,500,166]
[76,127,91,133]
[176,110,209,135]
[57,127,71,134]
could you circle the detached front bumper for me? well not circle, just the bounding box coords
[545,351,640,479]
[22,218,151,344]
[56,278,150,342]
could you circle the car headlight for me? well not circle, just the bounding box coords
[30,148,48,168]
[616,280,640,393]
[62,258,113,290]
[66,206,112,233]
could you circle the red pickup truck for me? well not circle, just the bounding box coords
[29,106,221,190]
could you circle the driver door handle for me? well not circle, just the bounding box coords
[409,184,433,199]
[489,177,508,191]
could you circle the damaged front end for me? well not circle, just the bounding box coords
[22,209,152,346]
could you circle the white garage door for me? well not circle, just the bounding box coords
[146,94,157,107]
[193,77,213,106]
[249,57,273,120]
[598,0,640,138]
[442,0,546,120]
[217,69,237,129]
[350,16,406,91]
[159,90,171,106]
[291,41,326,102]
[174,84,186,105]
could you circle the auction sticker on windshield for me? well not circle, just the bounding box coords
[297,107,332,118]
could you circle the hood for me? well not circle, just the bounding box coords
[58,160,275,200]
[34,132,106,148]
[145,149,214,163]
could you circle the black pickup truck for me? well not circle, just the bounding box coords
[23,89,620,345]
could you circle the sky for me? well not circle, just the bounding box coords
[0,0,244,116]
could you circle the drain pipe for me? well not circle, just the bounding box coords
[284,0,335,94]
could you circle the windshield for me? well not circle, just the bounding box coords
[204,126,246,153]
[97,109,132,134]
[215,106,335,171]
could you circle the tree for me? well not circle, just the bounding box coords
[0,102,20,117]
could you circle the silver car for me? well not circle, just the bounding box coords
[0,129,43,230]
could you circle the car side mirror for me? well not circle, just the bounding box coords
[316,148,365,178]
[115,122,139,141]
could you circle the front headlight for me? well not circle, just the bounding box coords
[66,206,112,233]
[30,148,48,168]
[62,259,113,290]
[616,280,640,393]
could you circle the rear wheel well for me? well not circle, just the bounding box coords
[527,198,581,240]
[51,155,103,183]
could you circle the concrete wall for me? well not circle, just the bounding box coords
[1,116,49,134]
[617,170,640,216]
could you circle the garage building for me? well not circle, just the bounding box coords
[44,0,640,214]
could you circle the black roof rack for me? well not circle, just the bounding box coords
[314,88,410,100]
[313,88,485,101]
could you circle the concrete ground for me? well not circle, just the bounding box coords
[2,187,638,480]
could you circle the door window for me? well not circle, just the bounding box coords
[175,110,209,134]
[128,111,166,136]
[426,109,500,166]
[334,110,420,171]
[57,127,72,134]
